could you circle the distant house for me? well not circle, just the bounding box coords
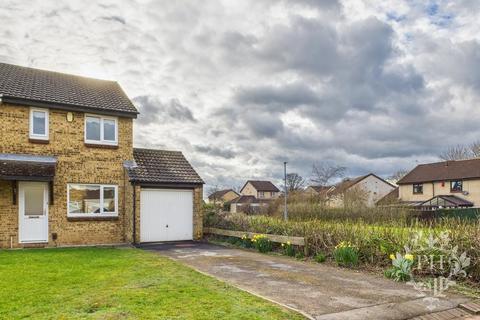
[229,195,271,214]
[305,185,333,198]
[375,187,400,206]
[327,173,396,208]
[240,180,280,199]
[208,189,240,204]
[394,159,480,210]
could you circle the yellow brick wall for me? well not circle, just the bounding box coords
[0,103,134,248]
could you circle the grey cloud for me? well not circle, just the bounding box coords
[99,16,126,25]
[194,145,237,159]
[2,0,479,192]
[234,82,320,109]
[133,96,196,125]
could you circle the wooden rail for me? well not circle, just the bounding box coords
[204,227,308,255]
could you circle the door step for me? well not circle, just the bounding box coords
[22,243,47,248]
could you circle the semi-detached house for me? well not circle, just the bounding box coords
[0,63,203,248]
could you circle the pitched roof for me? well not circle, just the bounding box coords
[330,173,394,195]
[397,159,480,185]
[308,185,332,193]
[229,195,271,204]
[128,148,203,185]
[0,62,138,117]
[208,189,239,200]
[241,180,280,192]
[376,187,399,205]
[330,175,369,195]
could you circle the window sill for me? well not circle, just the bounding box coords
[84,143,119,150]
[29,138,49,144]
[67,216,119,222]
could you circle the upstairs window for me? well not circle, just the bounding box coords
[413,183,423,194]
[450,180,463,192]
[85,115,118,145]
[258,191,265,198]
[29,108,49,140]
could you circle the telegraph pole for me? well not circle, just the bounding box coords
[284,161,288,221]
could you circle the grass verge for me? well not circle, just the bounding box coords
[0,247,304,320]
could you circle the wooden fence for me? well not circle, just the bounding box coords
[204,227,308,255]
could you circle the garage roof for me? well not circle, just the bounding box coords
[128,148,204,185]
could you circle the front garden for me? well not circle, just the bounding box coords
[205,211,480,286]
[0,247,304,320]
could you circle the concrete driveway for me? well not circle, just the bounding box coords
[140,242,469,320]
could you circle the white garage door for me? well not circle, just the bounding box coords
[140,189,193,242]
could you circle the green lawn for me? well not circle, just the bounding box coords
[0,247,303,320]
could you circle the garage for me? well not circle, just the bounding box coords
[126,148,204,243]
[140,189,193,242]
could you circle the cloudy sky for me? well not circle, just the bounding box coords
[1,0,480,190]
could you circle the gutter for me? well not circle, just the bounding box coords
[1,95,139,119]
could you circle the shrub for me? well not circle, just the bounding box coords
[252,235,272,253]
[205,212,480,281]
[281,242,295,257]
[384,253,414,282]
[240,234,253,248]
[314,252,326,263]
[333,241,359,268]
[295,252,305,260]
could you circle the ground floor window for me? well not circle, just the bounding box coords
[67,184,118,217]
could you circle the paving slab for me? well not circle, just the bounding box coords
[140,241,469,320]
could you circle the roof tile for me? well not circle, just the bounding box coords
[398,159,480,184]
[0,62,138,116]
[128,148,203,185]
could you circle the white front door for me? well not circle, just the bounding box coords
[18,181,49,243]
[140,189,193,242]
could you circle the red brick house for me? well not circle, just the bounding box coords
[0,62,203,248]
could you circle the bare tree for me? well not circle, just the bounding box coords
[311,163,346,186]
[207,185,221,205]
[470,141,480,158]
[388,169,408,184]
[285,173,306,192]
[439,144,471,161]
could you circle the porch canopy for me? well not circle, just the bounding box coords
[0,153,57,181]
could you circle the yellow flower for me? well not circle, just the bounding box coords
[404,254,414,261]
[287,241,291,245]
[281,243,285,247]
[389,254,395,260]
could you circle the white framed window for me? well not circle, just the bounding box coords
[29,108,49,140]
[258,191,265,198]
[84,114,118,145]
[67,184,118,217]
